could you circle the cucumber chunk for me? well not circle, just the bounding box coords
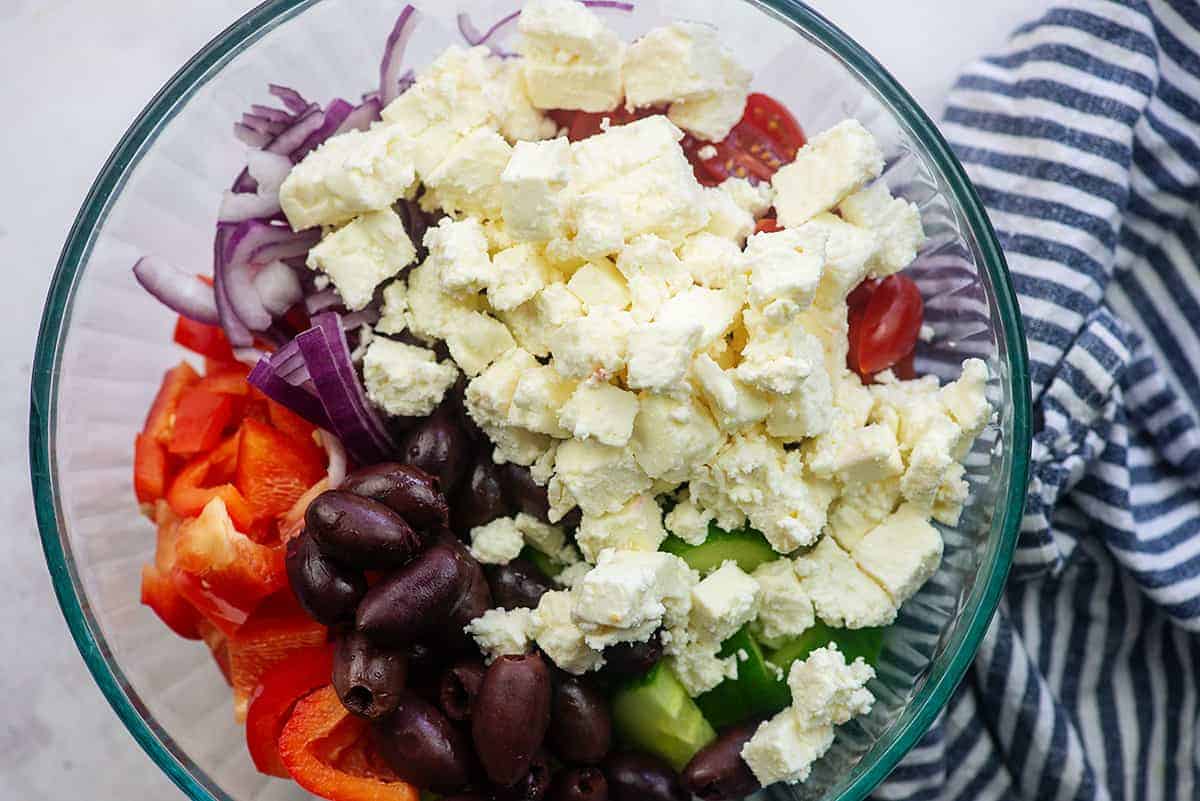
[660,523,779,575]
[695,626,792,729]
[611,662,717,771]
[766,621,885,673]
[519,545,562,579]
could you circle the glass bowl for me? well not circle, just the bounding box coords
[30,1,1031,800]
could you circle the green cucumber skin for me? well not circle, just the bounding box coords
[660,525,779,575]
[611,662,717,771]
[519,545,561,579]
[695,627,791,729]
[766,622,885,672]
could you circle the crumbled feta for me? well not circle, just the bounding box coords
[808,421,904,485]
[376,281,409,335]
[551,309,633,380]
[558,381,639,447]
[424,127,512,220]
[663,489,716,546]
[850,502,943,604]
[485,421,554,467]
[740,712,834,787]
[623,23,728,108]
[689,561,760,644]
[691,353,771,432]
[555,561,592,588]
[736,307,827,396]
[501,137,574,241]
[826,477,901,551]
[532,590,605,674]
[616,234,694,321]
[772,120,884,228]
[630,393,723,483]
[404,260,484,341]
[566,259,631,311]
[751,559,815,647]
[678,232,743,288]
[426,217,493,295]
[793,536,896,629]
[838,182,925,275]
[572,549,696,648]
[720,177,775,218]
[654,285,742,350]
[518,0,625,112]
[744,227,826,323]
[551,192,626,261]
[466,607,536,663]
[626,319,704,393]
[444,310,516,377]
[489,243,554,312]
[362,339,458,418]
[670,638,739,696]
[306,208,416,310]
[508,364,577,437]
[786,645,875,726]
[806,213,879,308]
[576,494,667,563]
[465,347,539,429]
[470,516,526,564]
[550,438,652,517]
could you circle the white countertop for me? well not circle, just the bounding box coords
[0,1,1044,798]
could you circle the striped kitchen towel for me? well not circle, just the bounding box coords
[877,2,1200,799]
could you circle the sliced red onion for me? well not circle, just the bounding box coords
[132,256,219,325]
[268,84,311,115]
[334,96,382,136]
[241,113,287,137]
[213,225,253,346]
[340,307,380,331]
[319,429,349,488]
[266,108,326,160]
[234,123,271,148]
[250,104,296,125]
[254,260,304,315]
[247,353,332,431]
[581,1,635,8]
[221,221,318,331]
[306,287,343,314]
[247,149,293,195]
[457,10,521,56]
[218,190,281,222]
[380,5,419,106]
[293,98,354,161]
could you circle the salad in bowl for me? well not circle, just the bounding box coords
[125,1,995,799]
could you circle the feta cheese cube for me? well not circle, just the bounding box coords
[806,213,879,307]
[786,645,875,726]
[899,414,959,508]
[939,358,991,456]
[280,126,416,229]
[793,536,896,629]
[489,243,554,312]
[484,421,554,467]
[678,232,743,288]
[670,638,738,696]
[932,462,970,526]
[663,490,716,546]
[576,494,667,563]
[668,78,749,143]
[551,192,626,261]
[518,0,624,113]
[550,438,652,516]
[689,561,760,644]
[851,503,943,604]
[744,227,827,322]
[404,260,484,340]
[624,23,726,106]
[700,186,756,244]
[691,353,771,432]
[826,477,901,551]
[555,561,592,589]
[501,137,573,241]
[626,319,704,393]
[425,217,492,295]
[616,234,694,321]
[551,309,633,380]
[376,280,409,335]
[513,512,566,556]
[465,607,536,663]
[517,0,621,60]
[493,59,559,142]
[772,119,884,227]
[630,393,723,483]
[573,549,695,647]
[736,307,826,396]
[654,286,741,349]
[465,348,539,428]
[809,422,903,484]
[566,259,631,311]
[424,127,512,220]
[444,310,516,377]
[558,381,639,447]
[838,181,925,274]
[470,516,525,564]
[306,208,416,310]
[362,339,458,418]
[751,559,815,647]
[719,177,775,218]
[508,364,577,437]
[522,59,625,113]
[532,590,605,674]
[764,369,836,442]
[740,711,835,786]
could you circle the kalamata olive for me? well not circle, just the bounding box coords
[373,691,475,792]
[604,752,686,801]
[405,641,447,700]
[488,559,554,610]
[332,631,408,720]
[549,678,612,765]
[681,721,762,801]
[448,555,494,640]
[398,404,471,494]
[357,542,473,643]
[454,458,512,533]
[306,490,425,569]
[498,464,551,523]
[473,653,553,786]
[285,530,366,625]
[494,749,553,801]
[341,462,449,531]
[550,767,609,801]
[442,796,490,801]
[559,507,582,531]
[439,660,487,721]
[602,631,663,677]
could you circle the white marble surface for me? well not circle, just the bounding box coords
[1,1,1045,798]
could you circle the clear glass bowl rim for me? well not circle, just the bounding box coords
[29,1,1032,799]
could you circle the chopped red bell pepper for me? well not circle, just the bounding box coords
[168,389,237,456]
[195,367,251,397]
[237,418,327,521]
[143,362,200,445]
[246,645,335,777]
[134,433,169,504]
[174,316,237,362]
[197,618,233,685]
[171,497,286,637]
[229,591,328,722]
[279,686,418,801]
[266,394,319,446]
[139,503,203,639]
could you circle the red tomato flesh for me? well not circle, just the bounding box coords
[847,274,924,377]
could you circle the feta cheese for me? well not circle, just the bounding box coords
[764,367,836,443]
[663,490,716,546]
[736,307,826,396]
[678,232,743,288]
[691,354,771,432]
[556,561,592,589]
[630,393,722,483]
[532,590,605,674]
[701,186,756,244]
[670,638,739,696]
[850,503,943,604]
[470,516,526,564]
[551,192,626,261]
[306,208,416,310]
[280,126,416,230]
[719,177,775,218]
[444,311,517,377]
[425,217,492,295]
[424,127,512,220]
[551,309,633,380]
[772,119,884,228]
[550,438,652,516]
[404,260,484,341]
[744,227,826,322]
[809,422,903,484]
[616,234,694,321]
[826,477,901,551]
[576,494,667,562]
[518,0,624,112]
[838,181,925,274]
[689,561,760,644]
[793,536,896,629]
[465,348,539,428]
[484,421,554,467]
[558,381,639,446]
[806,213,879,307]
[362,339,459,418]
[523,58,626,114]
[489,243,554,312]
[515,513,569,559]
[566,259,631,311]
[493,59,559,142]
[501,137,573,241]
[376,280,409,335]
[939,358,991,457]
[668,74,749,143]
[787,645,875,726]
[508,364,577,436]
[626,319,704,393]
[751,559,815,647]
[654,286,741,349]
[573,549,695,647]
[623,23,727,108]
[466,607,536,662]
[932,462,970,526]
[740,711,834,786]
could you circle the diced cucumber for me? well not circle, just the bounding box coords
[660,523,779,575]
[766,622,885,674]
[611,662,717,771]
[520,545,562,579]
[695,626,792,729]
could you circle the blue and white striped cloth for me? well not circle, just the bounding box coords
[876,2,1200,799]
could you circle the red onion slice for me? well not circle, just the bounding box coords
[234,124,271,148]
[319,429,349,488]
[268,84,311,115]
[266,108,326,159]
[380,5,419,106]
[247,150,293,195]
[334,96,383,136]
[254,260,304,315]
[132,256,219,325]
[218,191,281,223]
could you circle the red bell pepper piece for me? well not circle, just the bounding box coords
[266,395,319,446]
[197,618,233,685]
[171,496,286,637]
[245,645,335,777]
[139,502,203,639]
[166,432,259,531]
[228,591,328,722]
[279,686,418,801]
[143,361,200,445]
[168,389,237,456]
[174,316,237,362]
[237,418,327,520]
[134,433,169,504]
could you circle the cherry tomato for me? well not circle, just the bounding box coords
[754,218,782,235]
[847,275,924,377]
[549,105,664,142]
[743,93,806,158]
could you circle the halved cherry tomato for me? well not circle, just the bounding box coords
[847,274,924,377]
[279,686,417,801]
[134,433,169,504]
[237,418,327,520]
[166,432,258,531]
[139,502,203,639]
[229,591,328,722]
[143,362,200,444]
[171,496,286,636]
[555,104,665,142]
[743,93,806,159]
[754,218,782,235]
[684,132,778,186]
[174,317,236,362]
[168,389,237,456]
[246,645,336,777]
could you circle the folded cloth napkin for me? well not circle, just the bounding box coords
[876,2,1200,799]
